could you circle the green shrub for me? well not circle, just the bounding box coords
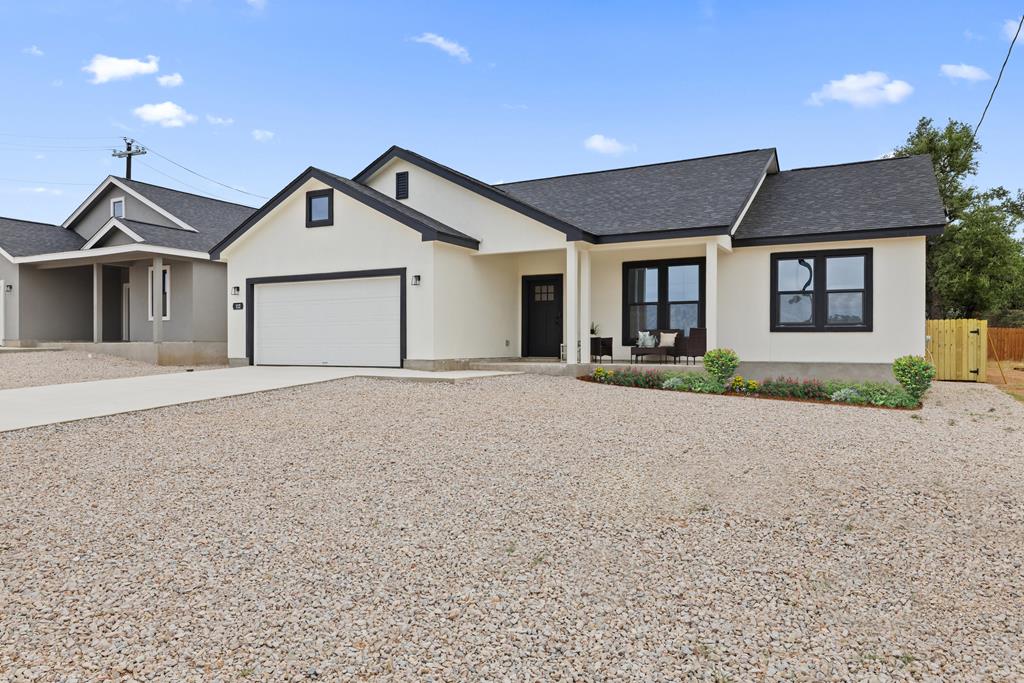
[593,367,665,389]
[703,348,740,383]
[892,355,936,401]
[661,372,725,394]
[759,377,830,401]
[727,375,759,394]
[830,386,863,403]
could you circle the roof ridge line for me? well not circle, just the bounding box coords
[781,154,930,174]
[495,148,776,186]
[115,176,258,209]
[0,215,63,228]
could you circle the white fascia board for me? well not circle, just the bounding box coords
[61,177,197,233]
[0,245,15,263]
[81,218,144,250]
[729,168,768,236]
[14,243,210,265]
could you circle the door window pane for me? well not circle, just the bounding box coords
[827,292,863,324]
[669,303,699,333]
[668,265,699,301]
[777,258,814,291]
[778,293,813,325]
[626,267,659,303]
[826,256,864,289]
[628,304,658,339]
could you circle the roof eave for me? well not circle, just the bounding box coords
[732,223,946,247]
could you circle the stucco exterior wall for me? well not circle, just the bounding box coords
[128,260,195,342]
[191,261,227,342]
[0,258,19,342]
[365,158,569,254]
[718,236,927,363]
[18,265,92,341]
[71,185,175,241]
[220,178,435,362]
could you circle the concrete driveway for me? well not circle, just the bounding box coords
[0,365,513,432]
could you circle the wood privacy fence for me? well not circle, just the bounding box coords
[925,319,987,382]
[989,327,1024,361]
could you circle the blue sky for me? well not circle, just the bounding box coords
[1,0,1022,224]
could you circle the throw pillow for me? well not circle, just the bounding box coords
[659,332,677,348]
[637,331,655,348]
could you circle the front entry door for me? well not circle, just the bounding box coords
[523,275,563,357]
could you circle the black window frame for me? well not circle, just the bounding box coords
[395,171,409,200]
[305,189,334,228]
[621,257,705,345]
[770,247,873,332]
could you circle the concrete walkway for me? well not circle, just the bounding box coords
[0,365,516,433]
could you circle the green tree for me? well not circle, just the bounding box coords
[893,117,1024,318]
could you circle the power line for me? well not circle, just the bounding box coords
[973,14,1023,140]
[0,176,95,186]
[136,159,238,202]
[135,141,268,200]
[0,132,123,141]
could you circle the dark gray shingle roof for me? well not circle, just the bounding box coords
[0,217,85,257]
[495,149,777,235]
[119,219,221,252]
[734,155,946,242]
[320,169,478,244]
[116,177,257,246]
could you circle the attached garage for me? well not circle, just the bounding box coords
[249,270,405,367]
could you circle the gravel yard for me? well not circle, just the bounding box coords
[0,351,193,391]
[1,375,1022,681]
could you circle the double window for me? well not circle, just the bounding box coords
[622,258,704,343]
[305,189,333,228]
[770,248,872,332]
[148,265,170,321]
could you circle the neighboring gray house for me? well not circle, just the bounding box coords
[0,177,255,364]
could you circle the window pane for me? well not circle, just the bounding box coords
[826,256,864,290]
[669,303,699,333]
[628,304,658,339]
[778,293,813,325]
[626,267,659,303]
[827,292,863,325]
[310,195,329,221]
[777,258,814,291]
[112,200,124,218]
[668,264,699,301]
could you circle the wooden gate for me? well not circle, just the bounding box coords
[925,319,987,382]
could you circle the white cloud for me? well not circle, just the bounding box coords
[206,114,234,125]
[51,79,63,87]
[1004,17,1023,42]
[132,101,197,128]
[22,45,44,57]
[807,71,913,107]
[246,0,267,9]
[157,72,184,87]
[412,33,470,63]
[251,129,274,142]
[34,154,45,160]
[84,54,159,84]
[940,63,991,81]
[583,134,635,155]
[18,187,62,196]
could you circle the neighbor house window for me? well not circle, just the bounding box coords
[395,171,409,200]
[148,265,170,321]
[770,248,872,332]
[110,197,125,218]
[622,258,704,343]
[305,189,333,228]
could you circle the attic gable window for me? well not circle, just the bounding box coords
[305,189,333,228]
[110,197,125,218]
[396,171,409,200]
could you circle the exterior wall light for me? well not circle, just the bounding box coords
[4,284,11,293]
[411,275,421,286]
[231,286,240,295]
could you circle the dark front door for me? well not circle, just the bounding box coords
[523,275,563,357]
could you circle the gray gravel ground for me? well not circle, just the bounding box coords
[0,351,198,390]
[1,374,1022,681]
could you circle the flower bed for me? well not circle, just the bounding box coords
[586,351,935,409]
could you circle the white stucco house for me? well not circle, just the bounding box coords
[212,146,946,379]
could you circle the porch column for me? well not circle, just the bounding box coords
[579,246,591,363]
[704,240,718,350]
[564,242,578,364]
[151,256,163,343]
[92,263,103,343]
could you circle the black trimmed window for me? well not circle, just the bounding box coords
[305,189,333,228]
[622,258,705,343]
[770,248,872,332]
[395,171,409,200]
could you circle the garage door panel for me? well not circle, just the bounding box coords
[254,276,401,367]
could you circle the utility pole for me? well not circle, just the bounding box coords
[111,138,147,179]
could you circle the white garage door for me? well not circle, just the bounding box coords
[254,276,401,367]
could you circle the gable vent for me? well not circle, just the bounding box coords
[395,171,409,200]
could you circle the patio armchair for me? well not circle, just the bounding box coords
[590,336,613,363]
[683,327,707,365]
